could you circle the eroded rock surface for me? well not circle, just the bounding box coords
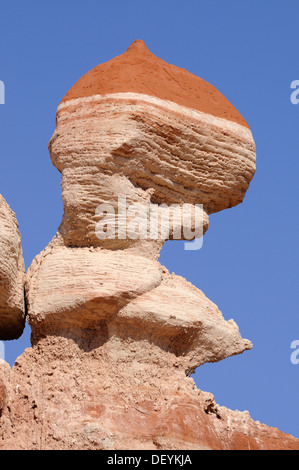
[0,195,25,340]
[0,41,298,450]
[50,41,255,247]
[0,337,298,450]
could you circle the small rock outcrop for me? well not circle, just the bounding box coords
[0,41,298,450]
[0,195,25,340]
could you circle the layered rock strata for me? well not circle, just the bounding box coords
[0,40,298,450]
[0,195,25,340]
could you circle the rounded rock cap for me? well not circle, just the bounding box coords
[61,39,249,128]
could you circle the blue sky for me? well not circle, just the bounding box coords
[0,0,298,439]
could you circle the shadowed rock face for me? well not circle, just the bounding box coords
[0,195,25,340]
[0,41,298,450]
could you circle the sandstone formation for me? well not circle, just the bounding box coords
[0,40,298,450]
[0,195,25,340]
[50,41,255,248]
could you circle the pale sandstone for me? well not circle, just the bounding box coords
[26,239,162,334]
[26,239,251,372]
[0,195,25,339]
[118,273,252,371]
[50,93,254,247]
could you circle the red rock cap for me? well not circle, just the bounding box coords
[61,39,249,128]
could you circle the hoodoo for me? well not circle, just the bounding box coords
[0,41,298,450]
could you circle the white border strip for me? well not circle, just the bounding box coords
[57,92,253,141]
